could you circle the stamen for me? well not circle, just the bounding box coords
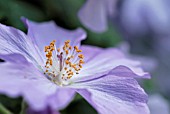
[44,40,85,84]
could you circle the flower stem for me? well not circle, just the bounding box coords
[20,100,27,114]
[0,103,12,114]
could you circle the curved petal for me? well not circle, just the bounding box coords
[72,75,150,114]
[22,17,86,53]
[0,53,75,111]
[78,0,108,32]
[0,23,43,65]
[71,45,150,82]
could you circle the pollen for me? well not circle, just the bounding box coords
[44,39,85,83]
[78,54,84,59]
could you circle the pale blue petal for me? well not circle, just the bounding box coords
[22,17,86,53]
[72,75,150,114]
[71,45,150,83]
[0,23,44,65]
[78,0,108,32]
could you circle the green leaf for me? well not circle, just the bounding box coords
[0,0,45,30]
[0,95,22,114]
[0,103,12,114]
[19,100,27,114]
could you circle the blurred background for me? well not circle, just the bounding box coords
[0,0,170,114]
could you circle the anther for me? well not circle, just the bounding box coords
[65,60,70,64]
[79,59,84,64]
[78,54,84,59]
[65,50,69,55]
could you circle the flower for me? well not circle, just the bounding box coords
[0,18,150,114]
[78,0,118,32]
[120,0,170,38]
[117,42,157,72]
[148,94,170,114]
[78,0,170,36]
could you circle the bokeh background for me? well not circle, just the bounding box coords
[0,0,170,114]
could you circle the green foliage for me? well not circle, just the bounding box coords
[0,95,22,114]
[0,0,45,30]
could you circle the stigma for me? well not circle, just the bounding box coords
[44,40,84,85]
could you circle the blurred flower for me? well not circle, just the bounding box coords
[119,0,170,95]
[148,94,170,114]
[120,0,170,38]
[78,0,170,36]
[78,0,118,32]
[117,42,158,72]
[0,18,150,114]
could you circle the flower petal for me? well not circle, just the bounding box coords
[80,45,104,62]
[0,23,43,65]
[47,88,75,110]
[72,75,150,114]
[71,45,150,82]
[104,0,118,16]
[0,53,75,111]
[22,17,86,53]
[78,0,108,32]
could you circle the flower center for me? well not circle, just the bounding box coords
[44,40,84,86]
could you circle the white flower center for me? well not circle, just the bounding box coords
[43,40,84,86]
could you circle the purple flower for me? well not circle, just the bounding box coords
[117,42,158,72]
[78,0,118,32]
[0,18,150,114]
[120,0,170,38]
[78,0,170,36]
[148,94,170,114]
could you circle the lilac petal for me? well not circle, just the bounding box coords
[78,0,108,32]
[0,53,29,63]
[47,88,75,110]
[80,45,104,62]
[109,65,150,79]
[72,45,150,82]
[105,0,118,16]
[72,75,150,114]
[0,53,75,111]
[22,17,86,53]
[0,23,43,65]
